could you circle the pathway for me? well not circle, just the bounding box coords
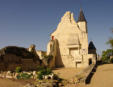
[78,64,113,87]
[53,68,83,80]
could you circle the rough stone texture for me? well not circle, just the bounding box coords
[47,10,97,68]
[36,50,46,60]
[0,46,41,71]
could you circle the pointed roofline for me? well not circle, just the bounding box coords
[88,41,96,50]
[77,8,87,22]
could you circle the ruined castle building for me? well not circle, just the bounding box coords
[47,9,97,68]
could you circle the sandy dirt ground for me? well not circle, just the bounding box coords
[0,78,24,87]
[0,78,34,87]
[0,64,113,87]
[78,64,113,87]
[53,68,83,80]
[0,68,82,87]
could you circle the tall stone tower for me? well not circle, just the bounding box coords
[77,9,87,32]
[77,9,88,54]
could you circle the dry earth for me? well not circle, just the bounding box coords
[53,68,83,80]
[78,64,113,87]
[0,68,83,87]
[0,78,34,87]
[0,64,113,87]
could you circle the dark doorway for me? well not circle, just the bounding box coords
[89,59,92,65]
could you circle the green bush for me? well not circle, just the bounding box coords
[21,73,31,79]
[101,49,113,63]
[46,68,52,75]
[37,66,52,80]
[15,66,22,73]
[37,71,43,80]
[16,73,32,79]
[16,74,21,79]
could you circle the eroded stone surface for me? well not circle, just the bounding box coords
[47,10,97,68]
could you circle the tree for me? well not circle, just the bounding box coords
[101,29,113,63]
[107,29,113,49]
[101,49,113,63]
[107,38,113,49]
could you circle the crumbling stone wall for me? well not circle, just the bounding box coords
[0,46,41,71]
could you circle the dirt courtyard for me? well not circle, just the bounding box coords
[0,78,34,87]
[53,67,83,80]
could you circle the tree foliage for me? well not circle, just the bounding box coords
[107,29,113,48]
[103,29,113,63]
[101,49,113,63]
[107,38,113,49]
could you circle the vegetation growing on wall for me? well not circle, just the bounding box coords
[43,55,53,63]
[41,53,53,65]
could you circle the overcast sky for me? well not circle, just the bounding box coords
[0,0,113,54]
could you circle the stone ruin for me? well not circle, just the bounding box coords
[0,45,42,71]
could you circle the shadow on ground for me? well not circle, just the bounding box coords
[85,62,100,84]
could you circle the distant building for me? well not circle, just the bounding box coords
[47,9,97,68]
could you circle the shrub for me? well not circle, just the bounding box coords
[15,66,22,73]
[21,73,31,79]
[16,74,21,79]
[16,73,32,79]
[37,71,43,80]
[36,66,52,80]
[46,68,52,75]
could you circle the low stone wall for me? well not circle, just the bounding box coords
[0,71,56,81]
[0,71,37,79]
[74,63,96,84]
